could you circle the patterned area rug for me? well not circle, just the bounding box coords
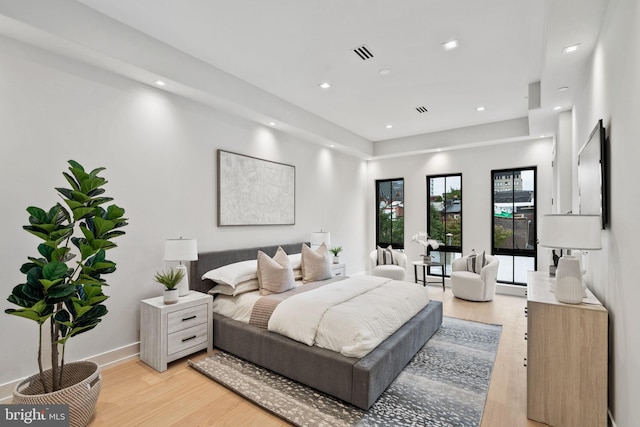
[189,317,501,427]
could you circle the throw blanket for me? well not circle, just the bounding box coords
[249,278,343,329]
[268,275,430,358]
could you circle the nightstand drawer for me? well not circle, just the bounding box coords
[167,323,208,356]
[167,304,208,334]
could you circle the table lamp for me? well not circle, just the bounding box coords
[539,214,601,304]
[164,238,198,297]
[310,231,330,251]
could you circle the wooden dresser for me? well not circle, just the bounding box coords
[526,271,608,427]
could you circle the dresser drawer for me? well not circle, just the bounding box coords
[167,304,208,334]
[167,323,209,356]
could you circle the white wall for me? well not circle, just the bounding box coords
[368,139,553,271]
[571,0,640,424]
[0,36,368,388]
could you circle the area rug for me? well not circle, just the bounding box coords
[189,317,501,427]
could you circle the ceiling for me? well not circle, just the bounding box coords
[0,0,610,156]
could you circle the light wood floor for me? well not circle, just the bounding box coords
[89,290,546,426]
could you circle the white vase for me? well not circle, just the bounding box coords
[164,288,179,304]
[333,256,340,264]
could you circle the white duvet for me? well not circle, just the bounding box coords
[268,275,430,358]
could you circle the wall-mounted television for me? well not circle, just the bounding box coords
[578,119,608,228]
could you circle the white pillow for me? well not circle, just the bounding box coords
[257,247,295,295]
[288,253,302,270]
[207,279,259,296]
[201,259,258,287]
[377,245,396,265]
[301,243,332,283]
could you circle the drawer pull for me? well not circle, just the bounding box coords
[524,307,528,317]
[182,335,197,343]
[524,358,527,367]
[182,315,197,322]
[524,332,528,341]
[335,272,342,276]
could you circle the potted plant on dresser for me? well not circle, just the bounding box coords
[329,246,343,264]
[5,160,128,427]
[153,269,184,304]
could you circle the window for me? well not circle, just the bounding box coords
[376,178,404,249]
[427,174,462,275]
[492,167,537,285]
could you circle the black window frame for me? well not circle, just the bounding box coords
[376,178,405,249]
[427,173,463,276]
[491,166,537,285]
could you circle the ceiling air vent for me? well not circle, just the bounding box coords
[416,106,429,113]
[353,44,374,60]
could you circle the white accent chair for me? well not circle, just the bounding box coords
[369,250,407,281]
[450,254,499,301]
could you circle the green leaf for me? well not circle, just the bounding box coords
[106,205,126,220]
[39,278,63,291]
[46,284,77,303]
[26,206,47,223]
[80,224,95,241]
[26,266,43,287]
[38,244,55,260]
[42,262,68,280]
[5,308,51,324]
[72,207,95,221]
[62,171,80,192]
[80,242,97,260]
[93,217,114,238]
[7,284,41,308]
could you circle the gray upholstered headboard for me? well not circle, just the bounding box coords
[189,242,309,293]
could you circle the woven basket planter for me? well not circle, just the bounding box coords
[13,361,101,427]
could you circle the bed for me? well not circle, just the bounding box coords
[189,242,443,410]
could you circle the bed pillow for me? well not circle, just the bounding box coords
[207,279,259,296]
[476,250,486,273]
[201,259,258,287]
[301,243,332,283]
[257,247,296,295]
[288,253,302,270]
[376,245,397,265]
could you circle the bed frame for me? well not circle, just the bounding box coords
[190,242,443,410]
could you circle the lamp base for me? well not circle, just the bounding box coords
[176,264,190,297]
[555,256,583,304]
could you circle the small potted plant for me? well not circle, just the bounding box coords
[329,246,343,264]
[154,268,185,304]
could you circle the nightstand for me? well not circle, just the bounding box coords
[140,291,213,372]
[331,263,346,277]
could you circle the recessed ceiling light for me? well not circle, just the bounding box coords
[385,124,393,129]
[379,68,392,76]
[318,82,332,89]
[562,44,580,54]
[268,122,276,126]
[329,144,336,148]
[476,106,486,112]
[442,40,459,51]
[558,86,569,92]
[154,80,166,86]
[553,106,562,111]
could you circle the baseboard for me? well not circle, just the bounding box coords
[0,342,140,403]
[496,283,527,297]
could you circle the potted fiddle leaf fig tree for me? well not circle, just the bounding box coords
[5,160,128,427]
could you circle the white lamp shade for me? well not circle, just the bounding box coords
[164,238,198,262]
[539,214,602,250]
[310,231,330,250]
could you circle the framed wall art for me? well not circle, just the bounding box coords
[217,150,295,226]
